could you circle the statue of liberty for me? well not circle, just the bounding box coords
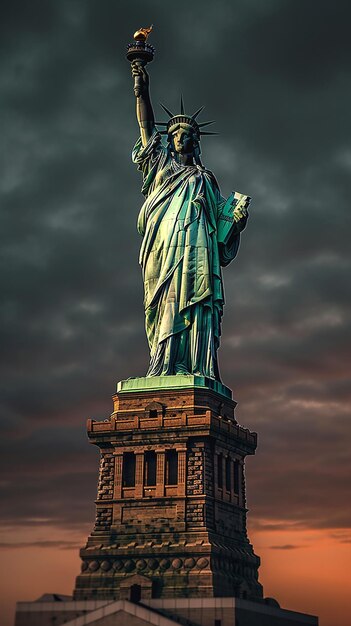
[130,35,250,382]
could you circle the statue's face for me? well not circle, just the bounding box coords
[171,128,195,155]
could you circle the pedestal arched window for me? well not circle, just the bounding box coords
[217,454,223,488]
[165,449,178,485]
[225,456,231,491]
[122,452,136,487]
[144,451,157,486]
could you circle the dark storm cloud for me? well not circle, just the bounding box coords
[0,424,98,528]
[0,541,81,550]
[245,413,351,530]
[0,0,350,548]
[269,545,305,550]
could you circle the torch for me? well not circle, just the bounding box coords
[126,26,155,97]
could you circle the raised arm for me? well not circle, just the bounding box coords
[131,61,155,146]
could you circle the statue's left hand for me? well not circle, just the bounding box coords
[233,199,249,230]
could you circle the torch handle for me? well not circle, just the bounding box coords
[133,59,146,98]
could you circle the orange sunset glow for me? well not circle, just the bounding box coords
[3,522,351,626]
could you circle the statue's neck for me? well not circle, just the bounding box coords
[174,152,194,166]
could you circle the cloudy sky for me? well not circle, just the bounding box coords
[1,1,351,625]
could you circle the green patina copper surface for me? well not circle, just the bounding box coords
[117,375,232,399]
[133,131,247,382]
[129,47,249,383]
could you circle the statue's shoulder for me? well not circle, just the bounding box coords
[201,167,219,187]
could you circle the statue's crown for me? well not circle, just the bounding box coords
[167,115,201,136]
[156,97,216,137]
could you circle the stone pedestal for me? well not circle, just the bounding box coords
[73,376,263,601]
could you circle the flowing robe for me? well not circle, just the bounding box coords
[132,131,241,380]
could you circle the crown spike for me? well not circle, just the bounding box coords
[159,103,174,117]
[199,131,218,136]
[198,120,215,128]
[191,105,205,120]
[180,94,185,115]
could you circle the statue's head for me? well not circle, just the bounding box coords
[157,98,216,164]
[168,121,199,156]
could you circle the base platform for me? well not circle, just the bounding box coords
[117,374,232,399]
[15,596,318,626]
[14,378,319,626]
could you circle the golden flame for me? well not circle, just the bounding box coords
[133,25,153,42]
